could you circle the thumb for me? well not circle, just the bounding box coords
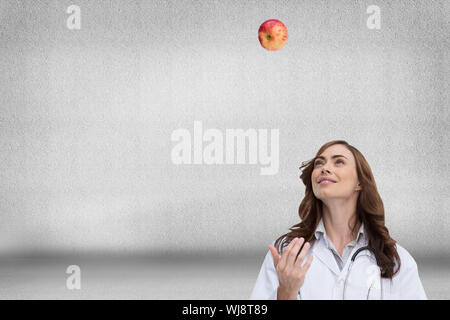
[268,244,279,268]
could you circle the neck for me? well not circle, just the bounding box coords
[321,199,360,246]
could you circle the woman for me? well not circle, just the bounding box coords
[250,140,427,300]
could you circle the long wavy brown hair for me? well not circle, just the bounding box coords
[274,140,400,279]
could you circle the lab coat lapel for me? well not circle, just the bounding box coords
[312,236,341,277]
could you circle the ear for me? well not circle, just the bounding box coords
[355,182,362,191]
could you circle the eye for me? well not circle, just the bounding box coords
[314,159,344,166]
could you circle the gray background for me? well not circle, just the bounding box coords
[0,0,449,299]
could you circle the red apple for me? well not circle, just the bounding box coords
[258,19,288,51]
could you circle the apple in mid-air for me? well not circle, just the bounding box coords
[258,19,288,51]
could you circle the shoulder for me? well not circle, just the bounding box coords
[394,243,418,271]
[389,242,427,299]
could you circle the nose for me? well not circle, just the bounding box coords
[321,165,331,174]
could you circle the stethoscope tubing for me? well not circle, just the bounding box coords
[343,246,383,300]
[297,245,384,299]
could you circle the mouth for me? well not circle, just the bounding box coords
[319,180,336,185]
[317,178,337,185]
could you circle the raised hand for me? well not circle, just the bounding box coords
[268,237,314,300]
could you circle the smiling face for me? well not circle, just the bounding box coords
[311,144,361,201]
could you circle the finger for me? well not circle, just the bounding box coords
[268,244,279,268]
[278,238,298,269]
[302,253,314,272]
[286,237,304,269]
[294,241,311,268]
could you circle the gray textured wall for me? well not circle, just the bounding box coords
[0,0,449,258]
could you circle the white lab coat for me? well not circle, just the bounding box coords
[250,234,427,300]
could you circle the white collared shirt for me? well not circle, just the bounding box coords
[314,218,365,272]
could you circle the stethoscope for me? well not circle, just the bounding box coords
[343,246,383,300]
[296,245,384,300]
